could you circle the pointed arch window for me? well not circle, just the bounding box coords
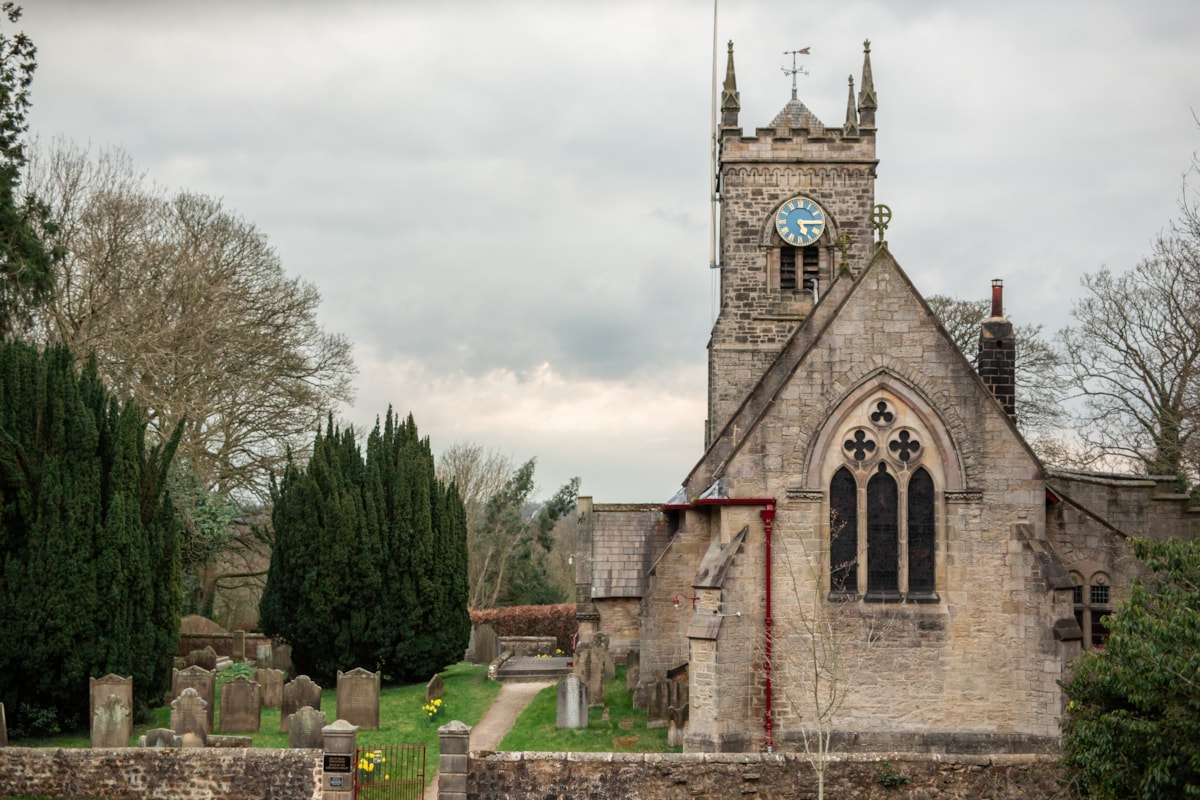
[829,468,858,593]
[908,468,936,596]
[825,397,941,603]
[867,466,899,596]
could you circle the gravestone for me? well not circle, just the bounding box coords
[288,705,327,749]
[574,639,607,708]
[472,624,499,665]
[556,673,588,729]
[425,674,444,703]
[89,674,133,748]
[141,728,180,748]
[626,648,641,693]
[91,695,131,748]
[646,675,689,729]
[667,702,689,747]
[172,666,216,728]
[594,632,615,681]
[254,668,285,708]
[255,643,273,669]
[170,688,208,747]
[0,702,6,747]
[231,630,246,661]
[280,675,322,733]
[336,668,380,729]
[185,646,218,671]
[272,642,293,674]
[218,675,262,733]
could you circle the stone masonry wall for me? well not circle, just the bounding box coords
[0,747,320,800]
[466,751,1064,800]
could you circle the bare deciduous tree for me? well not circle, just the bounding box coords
[22,140,356,504]
[925,294,1068,441]
[1056,187,1200,481]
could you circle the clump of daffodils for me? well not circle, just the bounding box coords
[422,697,445,723]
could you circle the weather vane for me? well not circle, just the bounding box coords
[782,47,811,100]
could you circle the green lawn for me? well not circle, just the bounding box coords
[499,666,680,753]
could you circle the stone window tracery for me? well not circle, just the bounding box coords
[825,393,942,603]
[1072,571,1112,649]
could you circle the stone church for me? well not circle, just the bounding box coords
[573,41,1200,754]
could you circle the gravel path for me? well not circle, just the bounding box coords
[423,680,554,800]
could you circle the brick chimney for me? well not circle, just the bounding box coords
[978,279,1016,422]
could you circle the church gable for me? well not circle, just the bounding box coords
[718,246,1041,500]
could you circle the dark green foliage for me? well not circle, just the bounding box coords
[0,4,59,337]
[260,409,469,685]
[1061,538,1200,798]
[0,341,181,736]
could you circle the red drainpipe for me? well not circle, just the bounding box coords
[760,503,776,752]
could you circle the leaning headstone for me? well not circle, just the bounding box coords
[336,667,381,729]
[288,705,327,749]
[626,648,641,693]
[219,675,262,733]
[141,728,181,748]
[172,666,216,728]
[556,673,588,729]
[425,674,445,703]
[0,701,7,747]
[280,675,322,733]
[91,694,131,748]
[171,688,209,747]
[185,646,218,671]
[254,668,285,709]
[472,624,499,665]
[89,674,133,748]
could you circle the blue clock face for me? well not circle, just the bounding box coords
[775,197,826,246]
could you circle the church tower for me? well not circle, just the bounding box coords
[707,42,879,447]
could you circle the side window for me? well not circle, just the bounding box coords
[1072,573,1112,648]
[907,468,935,594]
[830,467,858,593]
[866,465,898,595]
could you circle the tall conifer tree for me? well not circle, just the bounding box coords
[0,341,180,736]
[261,409,469,684]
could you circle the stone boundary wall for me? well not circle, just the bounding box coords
[498,636,558,656]
[179,632,271,661]
[463,751,1065,800]
[0,747,321,800]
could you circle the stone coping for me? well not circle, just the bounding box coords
[474,750,1058,767]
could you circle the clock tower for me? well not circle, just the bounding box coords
[707,41,880,448]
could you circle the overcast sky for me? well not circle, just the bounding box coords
[22,1,1200,502]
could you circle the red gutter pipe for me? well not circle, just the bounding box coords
[760,503,776,752]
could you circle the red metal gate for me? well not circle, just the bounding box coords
[354,743,426,800]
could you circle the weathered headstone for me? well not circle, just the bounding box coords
[472,624,499,665]
[272,642,294,674]
[667,702,689,747]
[425,674,445,703]
[336,668,380,729]
[231,630,246,661]
[170,688,208,747]
[574,641,606,707]
[646,675,689,729]
[172,666,216,728]
[280,675,322,733]
[185,646,218,671]
[255,643,273,669]
[594,632,616,681]
[0,701,7,747]
[288,705,327,749]
[625,648,640,693]
[218,675,262,733]
[140,728,180,748]
[556,673,588,729]
[91,695,131,748]
[254,668,285,709]
[89,674,133,748]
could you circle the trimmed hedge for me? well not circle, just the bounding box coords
[470,603,577,653]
